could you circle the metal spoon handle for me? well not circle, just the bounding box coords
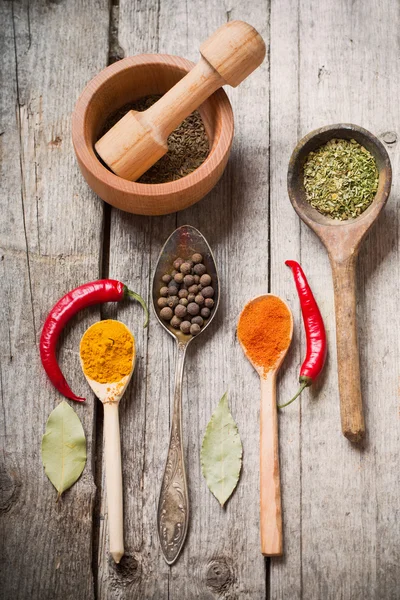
[157,342,189,564]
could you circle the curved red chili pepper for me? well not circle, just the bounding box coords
[40,280,148,402]
[279,260,327,408]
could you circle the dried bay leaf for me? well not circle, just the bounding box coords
[41,401,87,499]
[201,392,243,507]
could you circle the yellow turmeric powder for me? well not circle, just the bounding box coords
[80,320,135,383]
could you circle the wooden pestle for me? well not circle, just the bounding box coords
[95,21,266,181]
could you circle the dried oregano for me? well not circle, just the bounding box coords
[303,138,379,220]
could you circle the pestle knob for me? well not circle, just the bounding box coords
[95,21,266,181]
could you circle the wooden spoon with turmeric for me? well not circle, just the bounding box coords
[238,295,293,556]
[80,319,136,564]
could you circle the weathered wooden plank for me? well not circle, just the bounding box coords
[269,0,302,597]
[96,1,174,598]
[171,1,270,598]
[0,1,109,599]
[270,0,400,598]
[98,1,270,598]
[3,1,399,598]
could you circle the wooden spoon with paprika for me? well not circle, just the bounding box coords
[238,294,293,556]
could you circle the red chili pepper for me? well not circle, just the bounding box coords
[40,280,148,402]
[279,260,327,408]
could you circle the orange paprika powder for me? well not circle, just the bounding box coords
[237,295,292,375]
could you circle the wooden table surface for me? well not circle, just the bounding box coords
[1,1,399,598]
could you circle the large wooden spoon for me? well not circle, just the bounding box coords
[80,320,136,564]
[238,295,293,556]
[288,124,392,442]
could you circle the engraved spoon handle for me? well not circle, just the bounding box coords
[157,342,189,565]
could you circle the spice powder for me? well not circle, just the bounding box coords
[80,320,134,384]
[237,296,292,375]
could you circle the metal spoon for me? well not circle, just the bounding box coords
[238,295,293,556]
[80,320,136,564]
[288,123,392,442]
[152,225,219,565]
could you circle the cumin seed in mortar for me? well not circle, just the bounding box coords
[99,95,210,184]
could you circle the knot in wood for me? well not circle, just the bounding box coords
[0,465,18,512]
[382,131,397,145]
[108,554,141,587]
[205,558,233,592]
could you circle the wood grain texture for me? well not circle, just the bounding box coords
[96,2,173,597]
[2,0,400,598]
[269,0,303,596]
[0,1,109,599]
[269,0,400,598]
[98,0,270,598]
[331,254,365,441]
[172,1,270,597]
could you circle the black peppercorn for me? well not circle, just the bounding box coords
[175,304,187,318]
[180,262,192,275]
[160,286,169,297]
[183,274,195,287]
[167,295,179,309]
[187,302,200,316]
[170,315,182,329]
[192,253,203,264]
[173,258,184,270]
[200,274,211,287]
[191,316,204,327]
[180,320,191,334]
[174,272,184,284]
[168,284,179,296]
[159,255,215,336]
[193,263,206,276]
[157,297,168,308]
[160,307,173,320]
[201,286,214,298]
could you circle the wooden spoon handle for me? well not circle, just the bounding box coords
[260,375,282,556]
[331,255,365,442]
[103,402,124,563]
